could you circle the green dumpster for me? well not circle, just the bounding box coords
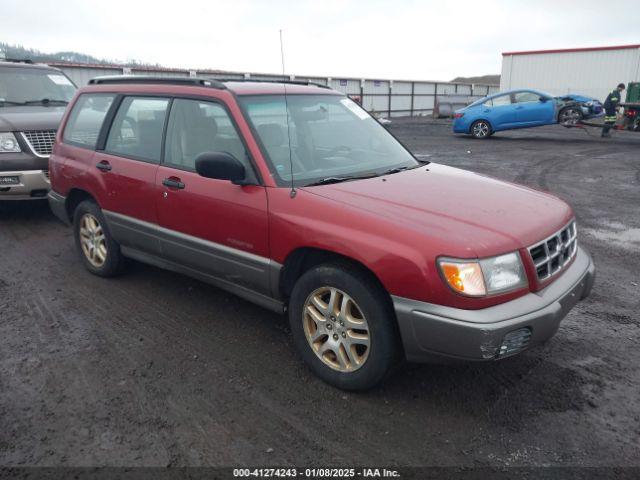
[626,82,640,103]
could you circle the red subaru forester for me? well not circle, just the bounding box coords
[48,76,595,390]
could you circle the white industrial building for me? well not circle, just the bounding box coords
[500,44,640,102]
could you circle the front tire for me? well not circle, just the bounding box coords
[288,263,399,391]
[559,106,583,126]
[470,120,492,139]
[73,200,125,277]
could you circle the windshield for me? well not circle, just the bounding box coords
[0,66,76,106]
[238,94,419,187]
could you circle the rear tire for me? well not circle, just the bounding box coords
[73,200,125,277]
[288,263,399,391]
[470,120,492,139]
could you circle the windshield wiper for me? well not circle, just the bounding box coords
[383,166,411,175]
[382,163,425,176]
[22,98,69,106]
[305,164,426,186]
[0,100,26,106]
[304,173,379,187]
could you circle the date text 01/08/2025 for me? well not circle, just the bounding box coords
[232,468,401,478]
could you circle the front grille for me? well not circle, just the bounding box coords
[528,221,577,281]
[497,328,532,357]
[20,130,57,158]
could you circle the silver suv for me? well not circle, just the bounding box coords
[0,60,76,200]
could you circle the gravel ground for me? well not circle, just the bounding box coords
[0,119,639,468]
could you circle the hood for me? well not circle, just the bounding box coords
[0,105,67,132]
[555,94,598,104]
[301,164,573,258]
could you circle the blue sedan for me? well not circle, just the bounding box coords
[453,89,603,139]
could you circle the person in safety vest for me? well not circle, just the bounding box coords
[602,83,625,137]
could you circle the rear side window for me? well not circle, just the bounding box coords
[105,96,170,164]
[164,99,253,175]
[63,94,116,148]
[491,94,511,107]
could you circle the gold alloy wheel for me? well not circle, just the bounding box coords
[303,286,371,372]
[79,213,107,268]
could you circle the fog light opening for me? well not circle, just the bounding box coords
[497,327,532,358]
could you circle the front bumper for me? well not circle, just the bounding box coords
[394,246,595,363]
[0,170,50,200]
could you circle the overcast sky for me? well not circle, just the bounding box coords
[2,0,639,81]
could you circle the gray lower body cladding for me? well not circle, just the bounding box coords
[48,191,70,224]
[102,210,284,313]
[48,194,284,313]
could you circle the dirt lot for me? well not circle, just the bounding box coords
[1,120,639,468]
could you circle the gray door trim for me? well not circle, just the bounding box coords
[103,210,283,300]
[121,246,285,313]
[105,210,162,255]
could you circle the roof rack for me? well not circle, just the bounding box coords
[88,75,226,89]
[217,78,331,89]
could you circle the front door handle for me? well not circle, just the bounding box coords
[96,161,112,172]
[162,177,185,190]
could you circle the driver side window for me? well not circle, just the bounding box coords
[514,92,541,103]
[163,99,254,179]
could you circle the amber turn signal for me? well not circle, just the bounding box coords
[439,261,486,296]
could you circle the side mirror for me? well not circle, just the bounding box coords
[539,97,549,103]
[195,152,248,185]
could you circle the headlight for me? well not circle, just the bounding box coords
[0,132,21,153]
[584,101,594,107]
[439,252,528,297]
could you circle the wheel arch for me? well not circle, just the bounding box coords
[278,247,390,304]
[65,188,99,223]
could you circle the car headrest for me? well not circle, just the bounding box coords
[179,101,218,137]
[195,116,218,137]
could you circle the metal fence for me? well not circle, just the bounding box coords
[50,62,500,118]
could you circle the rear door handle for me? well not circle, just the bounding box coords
[162,177,185,190]
[96,161,112,172]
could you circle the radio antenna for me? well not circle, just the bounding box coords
[280,29,296,198]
